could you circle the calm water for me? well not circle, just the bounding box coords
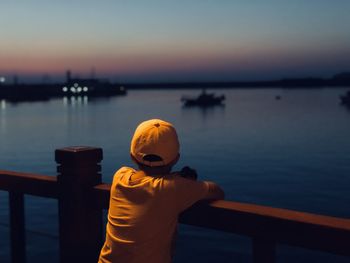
[1,88,350,262]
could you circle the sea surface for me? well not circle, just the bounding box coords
[1,87,350,262]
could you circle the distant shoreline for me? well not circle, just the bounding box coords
[2,81,350,90]
[1,73,349,103]
[122,78,350,89]
[1,72,350,90]
[2,79,350,90]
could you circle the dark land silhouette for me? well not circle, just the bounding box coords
[0,71,350,102]
[124,72,350,89]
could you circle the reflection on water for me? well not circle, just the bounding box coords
[0,100,6,135]
[0,99,6,110]
[181,103,225,122]
[62,96,89,108]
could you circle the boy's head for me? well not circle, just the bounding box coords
[130,119,180,173]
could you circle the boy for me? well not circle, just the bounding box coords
[99,119,225,263]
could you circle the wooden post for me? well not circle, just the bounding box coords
[252,237,276,263]
[9,191,26,263]
[56,146,103,263]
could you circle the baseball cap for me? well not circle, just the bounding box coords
[130,119,180,167]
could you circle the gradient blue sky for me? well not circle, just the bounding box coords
[1,1,350,82]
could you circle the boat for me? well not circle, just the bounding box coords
[181,90,225,107]
[340,90,350,106]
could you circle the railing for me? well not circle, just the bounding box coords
[1,146,350,263]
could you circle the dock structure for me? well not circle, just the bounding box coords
[0,70,126,102]
[1,146,350,263]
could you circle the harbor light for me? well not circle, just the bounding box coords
[0,77,5,83]
[83,87,88,92]
[62,87,68,92]
[74,83,79,88]
[70,87,76,93]
[77,87,82,93]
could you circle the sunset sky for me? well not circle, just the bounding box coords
[1,1,350,83]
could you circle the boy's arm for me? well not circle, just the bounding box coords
[175,167,225,201]
[202,181,225,200]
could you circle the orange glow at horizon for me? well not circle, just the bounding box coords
[1,45,347,78]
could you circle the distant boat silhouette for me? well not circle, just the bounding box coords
[181,90,225,107]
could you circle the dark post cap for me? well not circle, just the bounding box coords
[55,146,103,164]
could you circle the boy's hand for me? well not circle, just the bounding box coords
[179,166,198,180]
